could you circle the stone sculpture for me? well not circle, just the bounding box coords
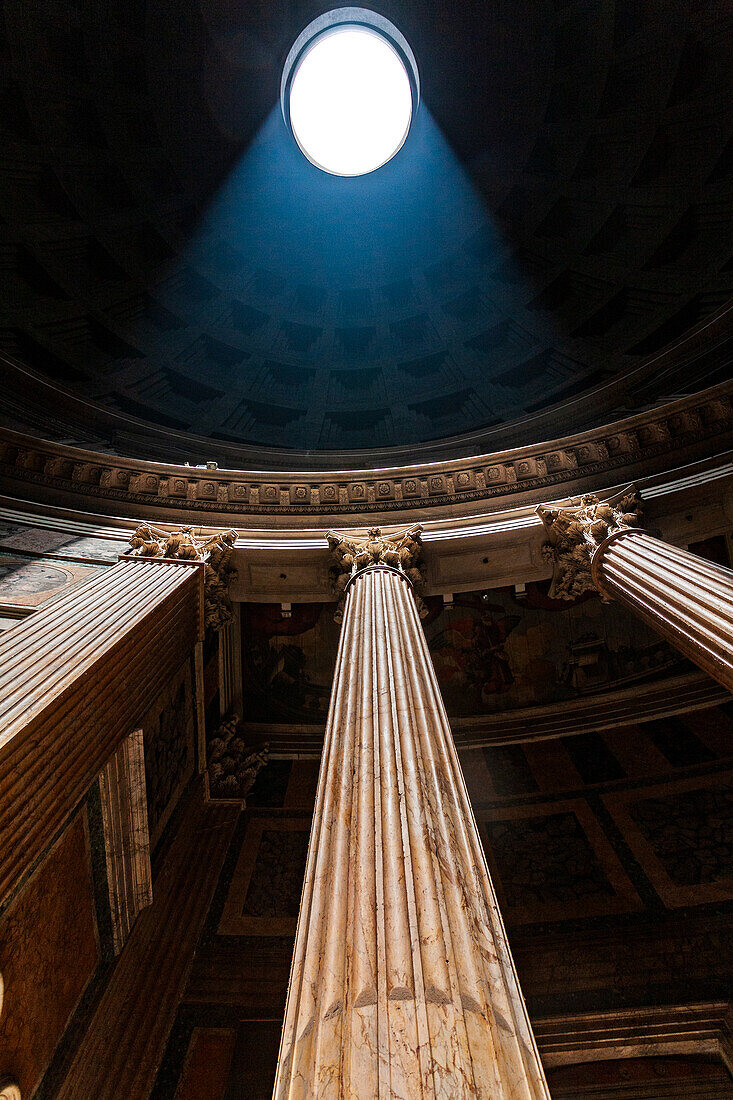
[128,523,238,630]
[536,491,642,600]
[326,524,427,620]
[207,714,269,803]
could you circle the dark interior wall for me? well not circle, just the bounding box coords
[0,807,106,1098]
[239,581,695,730]
[142,655,198,855]
[0,649,206,1098]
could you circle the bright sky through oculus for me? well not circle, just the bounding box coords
[289,26,413,176]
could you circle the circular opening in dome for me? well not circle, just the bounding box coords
[282,9,419,177]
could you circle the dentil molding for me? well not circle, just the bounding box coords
[0,382,731,523]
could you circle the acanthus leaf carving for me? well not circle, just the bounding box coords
[128,523,238,631]
[326,524,428,621]
[207,713,268,803]
[536,490,642,600]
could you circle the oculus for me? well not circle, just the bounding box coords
[282,8,419,176]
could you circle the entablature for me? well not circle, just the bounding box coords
[0,381,731,530]
[1,454,732,603]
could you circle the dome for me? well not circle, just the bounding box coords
[0,0,731,462]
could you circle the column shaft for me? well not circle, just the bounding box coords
[593,530,733,692]
[274,566,549,1099]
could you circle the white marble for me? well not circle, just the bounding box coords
[593,530,733,693]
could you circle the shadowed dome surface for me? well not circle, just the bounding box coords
[0,0,731,458]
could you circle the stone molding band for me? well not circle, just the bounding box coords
[343,562,416,595]
[0,382,730,518]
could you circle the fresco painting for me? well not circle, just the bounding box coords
[241,602,340,723]
[424,585,686,716]
[241,584,688,723]
[0,522,126,561]
[0,553,101,606]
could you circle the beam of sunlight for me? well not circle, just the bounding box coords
[185,105,497,288]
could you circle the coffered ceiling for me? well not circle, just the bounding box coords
[1,0,731,456]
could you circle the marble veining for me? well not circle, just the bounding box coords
[273,551,551,1098]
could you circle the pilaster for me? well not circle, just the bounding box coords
[0,557,201,909]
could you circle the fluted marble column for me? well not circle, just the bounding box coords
[593,529,733,692]
[537,491,733,694]
[274,528,550,1100]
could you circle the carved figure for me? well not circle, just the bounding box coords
[326,524,427,621]
[207,714,268,802]
[128,524,238,631]
[536,490,642,600]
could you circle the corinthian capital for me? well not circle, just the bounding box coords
[128,523,238,631]
[536,490,642,600]
[326,524,427,620]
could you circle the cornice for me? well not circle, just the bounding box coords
[0,381,731,526]
[534,1001,733,1070]
[240,671,727,757]
[1,299,730,470]
[2,454,732,604]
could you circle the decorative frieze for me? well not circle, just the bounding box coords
[128,524,237,631]
[485,462,513,485]
[454,468,476,490]
[290,484,311,504]
[99,466,130,489]
[545,449,577,473]
[0,386,731,517]
[536,490,642,600]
